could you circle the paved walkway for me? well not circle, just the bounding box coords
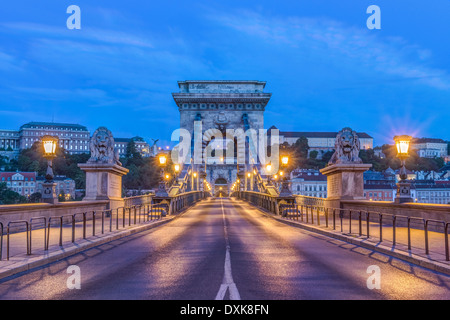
[0,201,449,281]
[282,209,449,267]
[0,198,448,300]
[0,211,169,279]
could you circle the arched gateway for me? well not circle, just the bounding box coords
[172,80,272,196]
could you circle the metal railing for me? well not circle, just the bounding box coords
[280,204,450,261]
[236,190,450,262]
[2,191,208,261]
[2,204,164,261]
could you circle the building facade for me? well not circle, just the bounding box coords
[0,171,37,197]
[0,122,153,159]
[290,169,327,198]
[36,176,76,200]
[278,130,373,159]
[19,122,90,154]
[411,138,448,158]
[363,181,397,201]
[414,181,450,204]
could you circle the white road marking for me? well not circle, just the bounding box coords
[215,199,241,300]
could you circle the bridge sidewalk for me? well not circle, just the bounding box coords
[239,200,450,276]
[0,215,177,280]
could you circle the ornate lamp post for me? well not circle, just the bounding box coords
[265,163,273,185]
[394,135,413,203]
[279,155,292,196]
[193,172,198,191]
[156,153,169,196]
[41,135,59,204]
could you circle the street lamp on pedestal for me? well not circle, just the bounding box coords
[156,153,169,197]
[279,155,292,196]
[394,135,413,203]
[265,163,273,185]
[41,135,59,204]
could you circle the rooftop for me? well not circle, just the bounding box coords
[176,80,268,94]
[20,122,88,131]
[280,131,373,139]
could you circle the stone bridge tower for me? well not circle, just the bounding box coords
[172,80,272,195]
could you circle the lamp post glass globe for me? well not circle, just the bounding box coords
[158,154,167,166]
[394,135,412,159]
[42,135,58,157]
[394,135,412,181]
[281,156,289,166]
[41,135,58,182]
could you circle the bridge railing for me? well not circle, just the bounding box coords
[236,190,450,261]
[280,204,450,262]
[1,202,169,261]
[170,191,209,214]
[235,191,283,215]
[123,194,153,207]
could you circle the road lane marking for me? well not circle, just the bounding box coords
[215,199,241,300]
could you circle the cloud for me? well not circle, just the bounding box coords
[209,10,450,90]
[0,51,24,72]
[1,22,154,48]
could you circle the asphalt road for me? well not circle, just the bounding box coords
[0,198,448,300]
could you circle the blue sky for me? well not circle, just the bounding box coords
[0,1,449,147]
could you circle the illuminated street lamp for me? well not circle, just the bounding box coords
[158,154,168,166]
[265,163,273,185]
[42,135,58,182]
[279,154,292,196]
[394,135,413,203]
[156,153,169,197]
[41,135,59,204]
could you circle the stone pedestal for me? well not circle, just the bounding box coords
[78,163,129,203]
[320,163,372,207]
[42,182,58,204]
[395,181,413,204]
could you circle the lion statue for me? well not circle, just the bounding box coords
[88,127,121,166]
[328,127,362,165]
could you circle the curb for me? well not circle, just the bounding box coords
[0,211,186,281]
[250,203,450,276]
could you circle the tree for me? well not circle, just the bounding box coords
[293,137,309,159]
[0,182,27,204]
[29,192,42,203]
[58,191,66,202]
[126,140,142,160]
[309,150,318,159]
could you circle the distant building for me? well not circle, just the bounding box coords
[364,180,397,201]
[0,171,37,197]
[114,136,151,157]
[19,122,90,155]
[277,129,373,159]
[414,180,450,204]
[0,130,20,161]
[36,175,76,200]
[373,146,385,159]
[411,138,448,158]
[0,130,20,151]
[290,169,327,198]
[0,122,154,160]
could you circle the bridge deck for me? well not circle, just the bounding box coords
[0,198,448,299]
